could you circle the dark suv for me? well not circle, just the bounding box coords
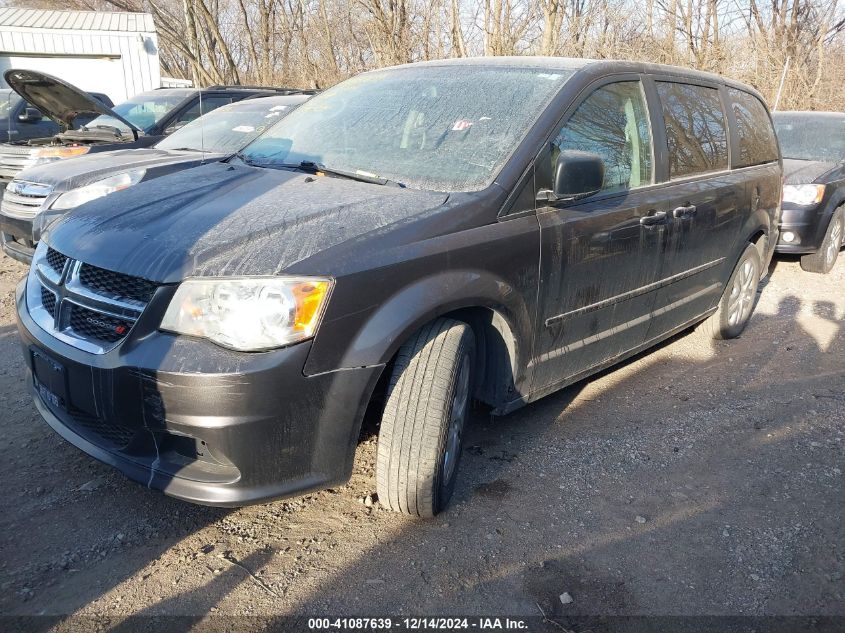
[16,58,782,517]
[772,111,844,273]
[0,69,310,192]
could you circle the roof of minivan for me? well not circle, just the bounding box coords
[375,56,755,93]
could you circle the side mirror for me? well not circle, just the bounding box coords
[538,150,605,203]
[18,107,43,123]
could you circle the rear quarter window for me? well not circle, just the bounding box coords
[657,82,729,179]
[728,89,778,167]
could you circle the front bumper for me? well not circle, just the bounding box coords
[1,213,35,263]
[775,202,835,255]
[16,279,383,506]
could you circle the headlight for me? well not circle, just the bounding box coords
[32,146,91,165]
[50,170,146,210]
[782,184,825,206]
[160,276,333,351]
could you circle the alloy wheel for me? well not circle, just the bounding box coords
[727,259,757,327]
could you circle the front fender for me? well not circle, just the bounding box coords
[303,268,532,380]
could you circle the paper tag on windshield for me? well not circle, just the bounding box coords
[452,120,473,131]
[232,125,255,133]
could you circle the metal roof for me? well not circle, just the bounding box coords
[0,8,155,33]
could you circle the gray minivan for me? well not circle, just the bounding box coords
[17,58,782,517]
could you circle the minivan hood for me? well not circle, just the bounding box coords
[18,147,225,192]
[46,162,449,283]
[4,69,139,133]
[782,158,838,185]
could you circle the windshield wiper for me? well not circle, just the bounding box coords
[278,161,404,187]
[234,150,257,166]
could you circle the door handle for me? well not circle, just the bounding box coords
[672,204,697,219]
[640,210,668,227]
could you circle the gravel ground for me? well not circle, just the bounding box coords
[0,252,842,626]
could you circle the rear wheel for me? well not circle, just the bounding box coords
[697,243,762,340]
[376,318,474,517]
[800,207,844,274]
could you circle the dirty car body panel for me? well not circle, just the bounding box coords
[16,58,781,506]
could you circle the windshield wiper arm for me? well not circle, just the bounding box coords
[294,161,405,187]
[234,150,257,165]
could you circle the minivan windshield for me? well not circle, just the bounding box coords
[774,113,845,162]
[85,90,192,134]
[156,97,307,153]
[240,66,572,191]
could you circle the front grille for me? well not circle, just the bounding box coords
[68,304,133,344]
[41,286,57,318]
[46,248,67,275]
[68,413,137,450]
[0,180,51,219]
[29,249,159,353]
[0,146,38,182]
[79,263,157,303]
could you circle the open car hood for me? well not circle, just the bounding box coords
[3,69,141,134]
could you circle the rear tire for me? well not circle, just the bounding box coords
[800,207,844,274]
[697,243,762,340]
[376,318,475,517]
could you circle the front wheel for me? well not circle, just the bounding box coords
[376,318,475,517]
[800,207,844,274]
[697,243,762,340]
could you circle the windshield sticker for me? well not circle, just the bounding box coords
[452,120,473,131]
[537,73,562,80]
[232,125,255,133]
[269,105,289,111]
[265,112,282,119]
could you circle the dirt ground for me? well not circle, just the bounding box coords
[0,251,843,627]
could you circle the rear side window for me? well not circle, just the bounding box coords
[552,81,653,193]
[174,96,235,127]
[728,89,778,167]
[657,82,728,179]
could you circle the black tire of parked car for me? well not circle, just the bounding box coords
[697,243,762,340]
[800,206,844,275]
[376,318,475,517]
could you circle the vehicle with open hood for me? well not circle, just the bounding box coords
[1,87,113,144]
[0,69,311,193]
[0,94,310,263]
[772,111,845,273]
[16,58,781,516]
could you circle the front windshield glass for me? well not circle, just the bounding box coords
[85,92,190,134]
[156,98,305,153]
[774,114,845,162]
[240,66,573,191]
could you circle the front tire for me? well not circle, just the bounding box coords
[376,318,475,517]
[697,243,762,340]
[800,207,844,274]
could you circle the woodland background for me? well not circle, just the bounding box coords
[12,0,845,111]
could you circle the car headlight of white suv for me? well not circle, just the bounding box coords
[50,170,146,210]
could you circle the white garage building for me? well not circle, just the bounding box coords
[0,7,160,104]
